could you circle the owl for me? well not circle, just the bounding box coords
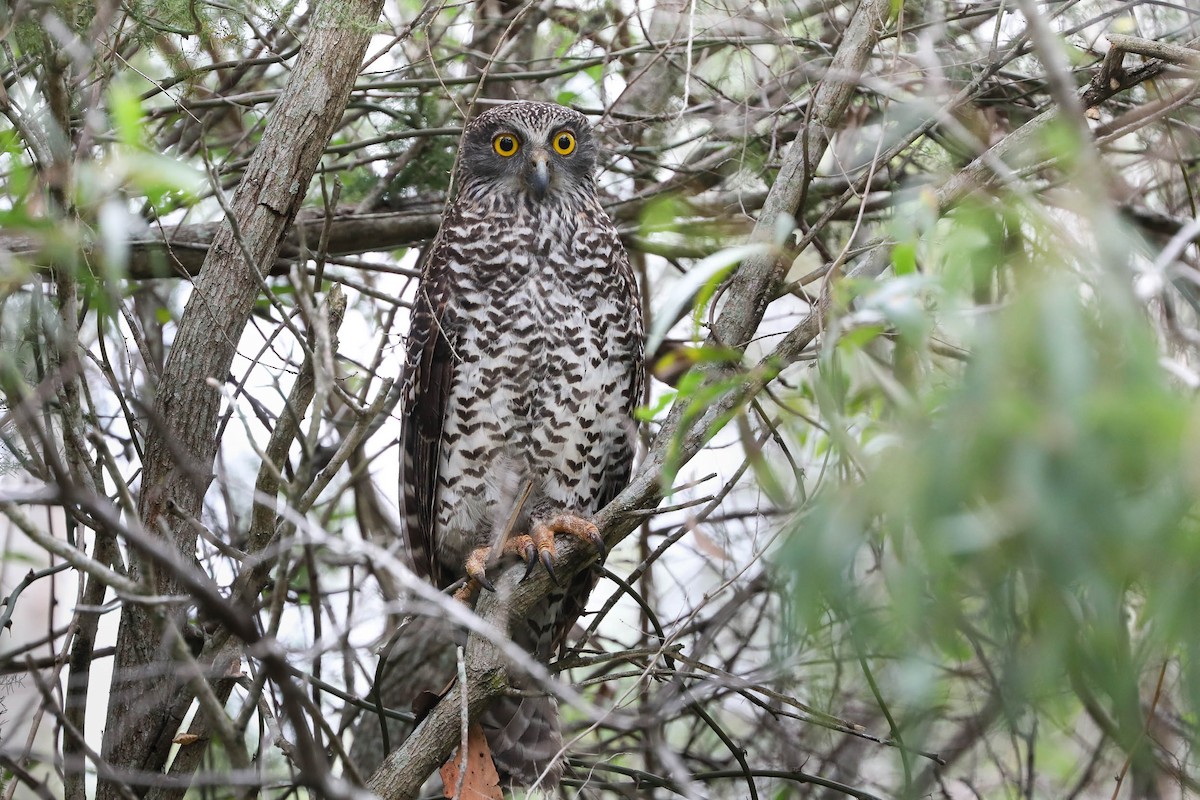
[400,102,644,787]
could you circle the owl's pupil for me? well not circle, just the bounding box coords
[558,136,569,149]
[501,137,513,150]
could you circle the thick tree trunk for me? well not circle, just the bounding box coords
[96,1,385,797]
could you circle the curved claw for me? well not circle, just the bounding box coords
[587,530,607,560]
[540,549,560,585]
[521,541,539,580]
[464,547,496,592]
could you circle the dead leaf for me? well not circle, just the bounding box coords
[692,526,730,561]
[172,733,201,746]
[440,723,502,799]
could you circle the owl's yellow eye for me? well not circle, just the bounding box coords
[493,134,519,157]
[551,131,576,156]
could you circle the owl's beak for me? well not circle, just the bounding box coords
[527,151,551,200]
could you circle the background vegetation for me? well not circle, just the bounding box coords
[1,0,1199,797]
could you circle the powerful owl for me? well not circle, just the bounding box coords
[400,102,644,787]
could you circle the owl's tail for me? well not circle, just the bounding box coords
[479,692,564,789]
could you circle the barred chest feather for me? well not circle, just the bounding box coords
[428,189,642,578]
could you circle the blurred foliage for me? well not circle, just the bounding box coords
[782,192,1200,793]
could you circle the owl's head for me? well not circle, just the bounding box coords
[458,102,598,202]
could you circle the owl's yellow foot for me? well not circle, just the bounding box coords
[451,577,481,604]
[509,513,606,585]
[464,546,499,593]
[463,514,605,592]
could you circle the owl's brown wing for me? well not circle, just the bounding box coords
[596,244,645,513]
[400,242,457,590]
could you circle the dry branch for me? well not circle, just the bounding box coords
[1105,34,1200,68]
[1,209,439,280]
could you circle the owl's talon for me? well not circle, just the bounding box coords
[545,514,606,563]
[521,551,539,580]
[500,534,539,580]
[540,549,560,585]
[474,516,604,588]
[465,547,496,592]
[588,530,607,560]
[516,512,606,584]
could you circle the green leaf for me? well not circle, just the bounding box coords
[635,391,675,422]
[109,80,145,149]
[837,323,886,351]
[784,260,1199,731]
[646,243,769,356]
[891,240,917,275]
[639,195,687,238]
[119,151,204,207]
[0,129,32,201]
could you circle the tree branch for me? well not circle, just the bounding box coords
[1,208,439,280]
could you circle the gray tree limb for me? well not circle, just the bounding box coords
[0,208,440,280]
